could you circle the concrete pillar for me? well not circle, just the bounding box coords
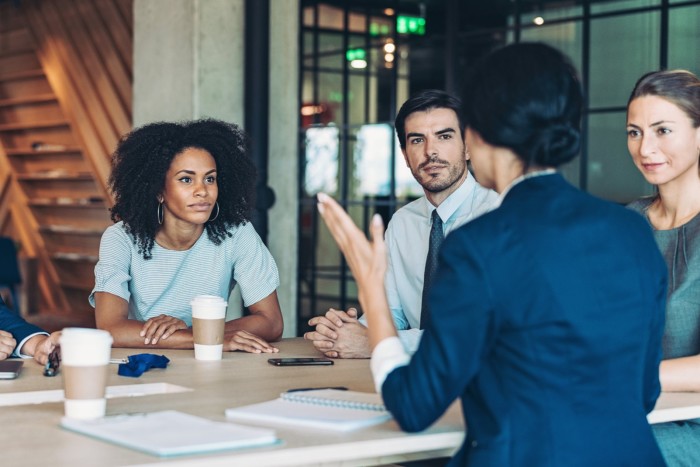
[133,0,245,125]
[268,0,299,336]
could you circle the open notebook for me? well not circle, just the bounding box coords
[226,389,392,432]
[61,410,277,457]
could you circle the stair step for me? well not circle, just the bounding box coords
[24,312,96,333]
[40,225,105,236]
[59,280,94,291]
[0,69,44,82]
[0,93,57,108]
[0,47,34,58]
[5,146,82,156]
[51,252,99,262]
[29,197,105,208]
[0,120,69,132]
[16,170,93,181]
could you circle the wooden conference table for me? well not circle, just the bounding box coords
[0,338,464,467]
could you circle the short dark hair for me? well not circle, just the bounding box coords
[394,89,464,150]
[108,119,256,259]
[628,69,700,128]
[462,43,583,169]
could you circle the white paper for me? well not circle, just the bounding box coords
[61,410,277,457]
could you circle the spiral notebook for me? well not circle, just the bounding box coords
[225,389,392,432]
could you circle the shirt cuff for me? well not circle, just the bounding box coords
[397,328,423,355]
[370,336,410,394]
[13,332,50,358]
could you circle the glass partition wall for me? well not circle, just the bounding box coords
[297,0,700,334]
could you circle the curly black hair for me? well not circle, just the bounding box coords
[108,119,257,259]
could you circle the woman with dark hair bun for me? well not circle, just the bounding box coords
[90,119,283,353]
[626,69,700,466]
[463,43,583,173]
[317,43,667,465]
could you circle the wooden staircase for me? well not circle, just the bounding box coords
[0,0,132,326]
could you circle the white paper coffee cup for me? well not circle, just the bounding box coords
[191,295,227,361]
[59,328,113,420]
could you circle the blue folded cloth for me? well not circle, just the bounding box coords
[118,354,170,378]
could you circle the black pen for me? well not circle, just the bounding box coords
[43,349,60,377]
[286,386,348,393]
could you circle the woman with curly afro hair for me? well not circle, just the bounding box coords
[89,119,283,353]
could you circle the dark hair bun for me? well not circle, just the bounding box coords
[463,43,583,169]
[528,123,580,167]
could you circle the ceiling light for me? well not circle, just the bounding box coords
[350,59,367,69]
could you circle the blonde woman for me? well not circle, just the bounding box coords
[627,69,700,466]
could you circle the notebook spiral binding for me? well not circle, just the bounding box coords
[280,391,387,412]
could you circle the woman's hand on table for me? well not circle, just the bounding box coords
[226,330,279,354]
[140,315,188,345]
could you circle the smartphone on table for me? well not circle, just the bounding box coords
[0,360,23,379]
[268,357,333,366]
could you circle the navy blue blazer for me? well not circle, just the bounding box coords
[0,297,46,353]
[382,174,667,466]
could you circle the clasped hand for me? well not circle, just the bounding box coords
[140,315,278,354]
[304,307,371,358]
[0,330,61,365]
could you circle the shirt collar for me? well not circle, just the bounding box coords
[421,171,476,223]
[495,169,557,207]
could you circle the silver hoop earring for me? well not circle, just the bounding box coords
[208,202,219,222]
[157,202,164,225]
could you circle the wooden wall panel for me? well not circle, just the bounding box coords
[97,0,133,74]
[25,0,131,194]
[0,0,133,319]
[75,0,131,110]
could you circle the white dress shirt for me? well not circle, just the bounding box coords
[362,171,498,355]
[14,332,49,358]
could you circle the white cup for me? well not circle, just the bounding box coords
[59,328,113,420]
[191,295,227,360]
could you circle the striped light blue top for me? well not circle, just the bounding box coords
[89,221,280,326]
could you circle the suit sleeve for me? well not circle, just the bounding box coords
[0,301,46,343]
[381,229,498,432]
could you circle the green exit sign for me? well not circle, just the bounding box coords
[369,22,391,36]
[346,48,366,61]
[397,15,425,35]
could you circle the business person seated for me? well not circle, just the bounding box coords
[91,119,283,353]
[0,297,60,365]
[317,43,667,466]
[626,69,700,466]
[304,90,497,358]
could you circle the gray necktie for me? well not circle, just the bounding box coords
[420,209,444,329]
